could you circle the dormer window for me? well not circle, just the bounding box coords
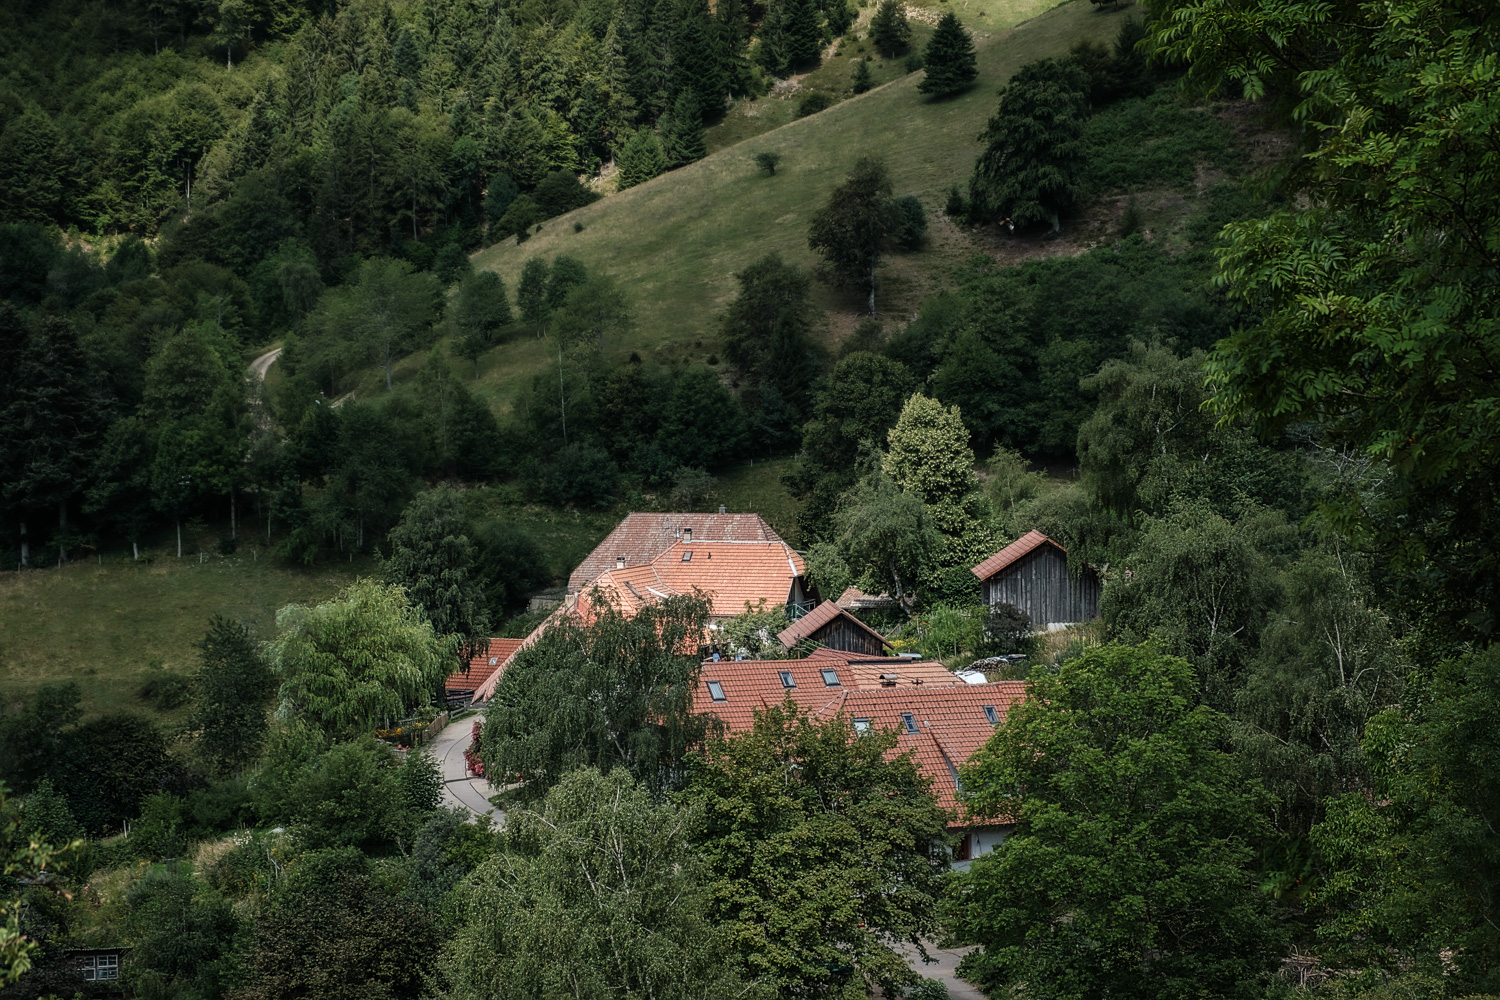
[707,681,725,701]
[819,669,840,687]
[983,705,999,725]
[779,671,796,688]
[901,712,918,734]
[853,718,871,734]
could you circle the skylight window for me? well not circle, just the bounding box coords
[779,671,797,688]
[983,705,999,725]
[901,712,918,734]
[853,718,871,734]
[820,669,841,687]
[681,551,692,562]
[707,680,726,701]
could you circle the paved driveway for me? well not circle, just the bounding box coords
[428,716,503,821]
[893,941,988,999]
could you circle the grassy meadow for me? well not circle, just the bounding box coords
[0,553,367,721]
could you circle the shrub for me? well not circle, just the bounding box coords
[796,91,837,117]
[137,673,194,710]
[894,194,927,249]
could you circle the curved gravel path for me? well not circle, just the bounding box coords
[249,346,282,380]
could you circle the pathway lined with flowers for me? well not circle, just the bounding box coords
[430,716,503,822]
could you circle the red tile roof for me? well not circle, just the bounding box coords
[691,662,1026,822]
[578,539,805,619]
[970,529,1062,580]
[835,585,898,610]
[569,512,786,592]
[776,601,890,651]
[445,639,525,692]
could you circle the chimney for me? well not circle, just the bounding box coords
[683,528,692,542]
[719,504,727,514]
[616,556,625,570]
[880,673,897,687]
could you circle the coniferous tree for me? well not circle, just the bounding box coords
[852,56,873,93]
[671,0,728,122]
[755,1,789,76]
[969,58,1089,230]
[918,11,977,97]
[191,615,275,777]
[663,90,707,166]
[783,0,823,70]
[868,0,911,57]
[616,128,669,188]
[716,0,755,95]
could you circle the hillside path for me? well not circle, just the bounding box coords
[249,347,282,380]
[429,716,504,822]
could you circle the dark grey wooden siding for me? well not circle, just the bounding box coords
[982,546,1099,625]
[811,618,886,657]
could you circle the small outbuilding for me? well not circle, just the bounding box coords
[776,601,891,657]
[970,530,1100,629]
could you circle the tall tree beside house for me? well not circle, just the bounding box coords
[191,615,276,778]
[808,157,904,314]
[883,393,995,591]
[383,484,492,667]
[443,769,752,1000]
[266,580,454,740]
[918,12,978,97]
[479,593,713,798]
[681,702,950,997]
[948,643,1283,1000]
[825,467,941,602]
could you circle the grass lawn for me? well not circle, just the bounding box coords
[715,456,803,546]
[0,554,366,722]
[461,0,1137,412]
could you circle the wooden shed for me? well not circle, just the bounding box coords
[776,601,890,657]
[970,530,1100,628]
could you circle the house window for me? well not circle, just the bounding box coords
[983,705,999,725]
[901,712,918,734]
[706,681,726,701]
[82,954,119,981]
[779,671,796,689]
[853,718,871,734]
[681,551,692,562]
[819,669,841,687]
[489,656,499,666]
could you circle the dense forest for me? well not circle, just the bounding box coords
[4,0,1500,995]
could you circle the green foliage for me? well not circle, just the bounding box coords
[451,270,512,377]
[445,769,750,1000]
[266,579,454,740]
[918,12,978,98]
[682,702,951,997]
[124,868,240,999]
[719,253,821,414]
[796,91,837,117]
[473,522,552,620]
[2,782,78,986]
[969,58,1089,229]
[234,847,440,1000]
[717,598,793,658]
[830,468,941,601]
[1081,90,1235,193]
[753,150,782,175]
[383,484,491,664]
[480,593,713,796]
[950,644,1283,999]
[1102,501,1290,710]
[868,0,912,56]
[893,194,927,250]
[191,614,274,777]
[1307,645,1500,992]
[808,156,904,314]
[616,129,669,189]
[306,256,442,392]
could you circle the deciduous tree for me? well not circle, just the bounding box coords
[383,484,491,665]
[808,157,903,314]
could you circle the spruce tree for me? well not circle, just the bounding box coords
[852,56,873,93]
[664,90,707,166]
[918,11,977,97]
[716,0,755,95]
[755,1,789,76]
[783,0,823,70]
[191,615,275,777]
[868,0,910,57]
[617,128,669,188]
[671,0,728,122]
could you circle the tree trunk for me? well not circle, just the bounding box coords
[230,488,237,539]
[57,500,68,564]
[133,541,140,562]
[385,341,394,390]
[19,520,28,568]
[558,344,568,446]
[176,518,183,558]
[868,266,877,315]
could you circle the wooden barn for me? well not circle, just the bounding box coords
[970,530,1100,628]
[776,601,890,657]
